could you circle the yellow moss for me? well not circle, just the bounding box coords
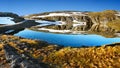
[42,45,120,68]
[88,10,116,21]
[0,35,120,68]
[8,42,16,47]
[107,19,120,31]
[0,35,8,39]
[20,39,38,45]
[0,44,4,49]
[32,54,40,58]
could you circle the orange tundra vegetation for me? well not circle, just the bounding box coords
[0,35,120,68]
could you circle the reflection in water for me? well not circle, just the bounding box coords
[14,29,120,47]
[5,28,25,35]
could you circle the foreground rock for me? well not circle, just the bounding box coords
[4,45,44,68]
[0,35,50,68]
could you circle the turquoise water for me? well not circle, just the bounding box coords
[14,29,120,47]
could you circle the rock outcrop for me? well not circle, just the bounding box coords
[88,10,117,32]
[4,45,47,68]
[25,11,93,31]
[24,10,120,32]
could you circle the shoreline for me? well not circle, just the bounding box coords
[30,27,87,34]
[30,27,120,38]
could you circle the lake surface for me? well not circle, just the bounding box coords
[14,29,120,47]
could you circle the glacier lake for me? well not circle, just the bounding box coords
[1,18,119,47]
[14,29,120,47]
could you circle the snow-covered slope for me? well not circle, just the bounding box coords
[29,11,87,19]
[35,20,62,26]
[24,11,120,32]
[0,17,15,24]
[115,12,120,16]
[24,11,91,31]
[0,12,24,23]
[39,12,85,17]
[25,11,89,26]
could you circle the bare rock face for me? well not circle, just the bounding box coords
[88,17,114,32]
[3,45,48,68]
[0,12,24,22]
[24,11,93,31]
[24,10,120,32]
[88,10,119,32]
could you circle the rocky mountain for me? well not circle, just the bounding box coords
[24,10,120,32]
[24,11,92,31]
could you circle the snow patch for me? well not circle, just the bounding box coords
[32,12,86,18]
[38,28,71,33]
[37,24,52,27]
[73,20,86,27]
[36,20,60,24]
[0,17,15,24]
[37,13,70,18]
[116,12,120,16]
[5,30,14,33]
[35,20,66,26]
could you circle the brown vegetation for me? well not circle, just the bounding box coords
[0,35,120,68]
[107,19,120,32]
[88,10,117,21]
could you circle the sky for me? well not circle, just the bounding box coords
[0,0,120,16]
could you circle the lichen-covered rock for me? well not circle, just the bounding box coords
[88,10,118,32]
[3,45,46,68]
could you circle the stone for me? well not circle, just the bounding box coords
[3,45,48,68]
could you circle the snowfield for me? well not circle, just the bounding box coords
[35,20,66,26]
[0,17,15,24]
[5,30,14,33]
[115,12,120,16]
[32,12,86,18]
[38,28,71,33]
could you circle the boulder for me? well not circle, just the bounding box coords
[3,45,47,68]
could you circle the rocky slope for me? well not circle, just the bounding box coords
[24,10,120,32]
[0,35,120,68]
[0,35,51,68]
[24,11,93,31]
[88,10,120,32]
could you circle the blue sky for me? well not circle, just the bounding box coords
[0,0,119,15]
